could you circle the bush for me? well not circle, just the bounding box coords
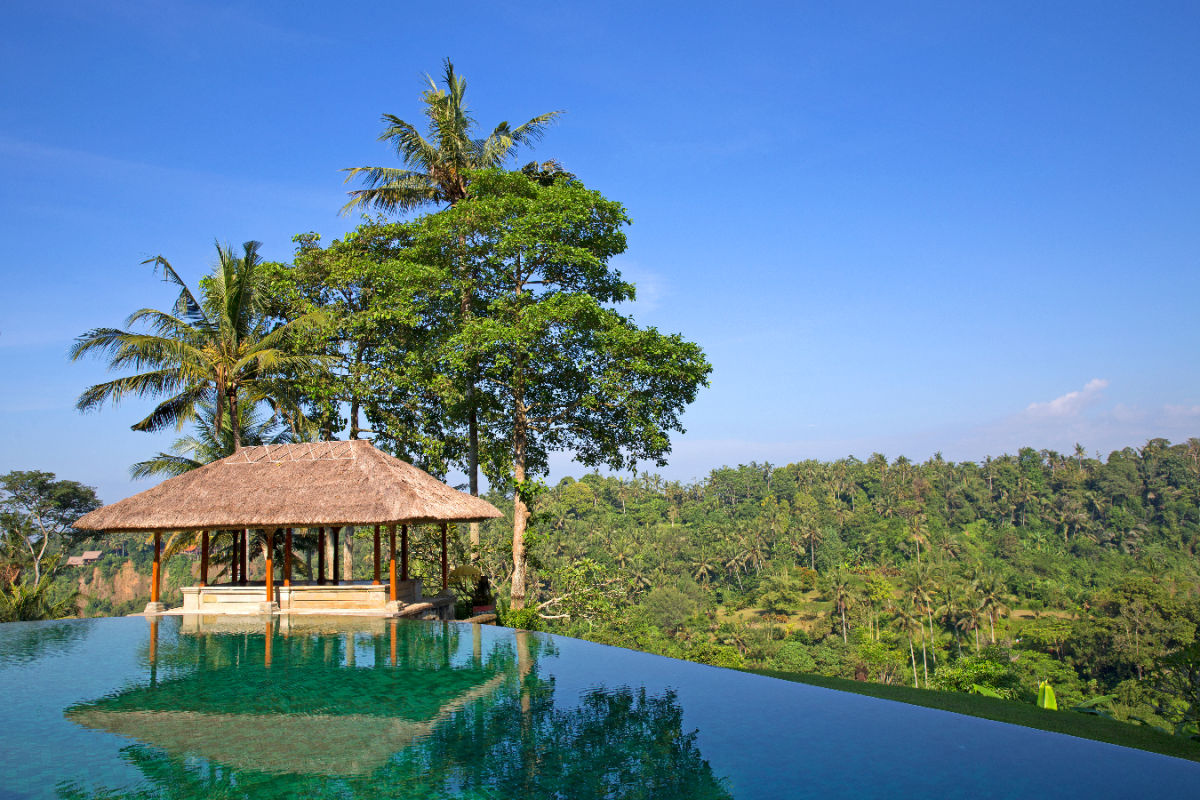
[933,651,1021,700]
[500,606,542,631]
[687,641,745,669]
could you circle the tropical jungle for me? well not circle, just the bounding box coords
[2,60,1198,758]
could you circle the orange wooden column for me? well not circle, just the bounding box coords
[389,619,397,666]
[199,530,209,587]
[388,524,397,602]
[440,522,449,592]
[284,528,293,587]
[264,619,273,668]
[317,528,326,585]
[400,524,409,581]
[150,532,162,604]
[373,525,381,585]
[264,528,275,603]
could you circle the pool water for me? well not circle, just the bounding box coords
[0,616,1196,799]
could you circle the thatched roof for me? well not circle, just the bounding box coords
[75,440,502,532]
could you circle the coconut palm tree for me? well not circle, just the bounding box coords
[71,241,327,451]
[828,569,852,643]
[130,402,295,479]
[341,59,562,215]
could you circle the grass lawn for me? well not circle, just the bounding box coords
[745,667,1200,763]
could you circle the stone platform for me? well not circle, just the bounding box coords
[173,579,455,620]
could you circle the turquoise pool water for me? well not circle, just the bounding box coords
[1,616,1196,799]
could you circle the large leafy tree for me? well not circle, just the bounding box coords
[342,59,563,525]
[260,226,459,474]
[0,471,100,590]
[410,170,711,609]
[71,241,326,451]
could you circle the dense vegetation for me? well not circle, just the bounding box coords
[467,440,1200,744]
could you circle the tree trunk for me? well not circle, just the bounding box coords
[921,634,929,688]
[230,390,241,451]
[909,638,918,688]
[509,366,530,610]
[927,611,938,664]
[841,603,847,643]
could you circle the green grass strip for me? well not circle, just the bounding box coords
[745,668,1200,763]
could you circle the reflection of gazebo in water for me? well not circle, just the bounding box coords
[74,441,501,616]
[65,620,510,776]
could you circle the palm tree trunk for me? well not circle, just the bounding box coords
[921,633,929,688]
[229,390,241,451]
[909,638,918,688]
[841,603,847,643]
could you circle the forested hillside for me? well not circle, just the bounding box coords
[468,439,1200,735]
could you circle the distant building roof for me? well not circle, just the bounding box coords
[66,556,85,567]
[81,551,102,560]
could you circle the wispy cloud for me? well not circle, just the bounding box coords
[1025,378,1109,417]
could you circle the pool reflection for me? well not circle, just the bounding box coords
[61,618,731,799]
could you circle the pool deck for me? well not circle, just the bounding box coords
[139,580,458,621]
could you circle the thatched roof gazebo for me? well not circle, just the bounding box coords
[75,441,502,614]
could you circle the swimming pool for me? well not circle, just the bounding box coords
[1,616,1196,798]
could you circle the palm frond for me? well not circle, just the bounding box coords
[141,255,205,324]
[75,369,194,413]
[131,385,209,433]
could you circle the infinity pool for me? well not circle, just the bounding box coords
[1,616,1196,799]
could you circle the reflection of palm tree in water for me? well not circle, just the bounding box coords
[61,624,732,799]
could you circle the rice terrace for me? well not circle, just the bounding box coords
[2,4,1199,798]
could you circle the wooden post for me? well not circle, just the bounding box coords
[199,530,209,587]
[389,619,397,667]
[241,529,250,585]
[230,531,238,584]
[264,528,274,603]
[284,528,292,587]
[264,620,273,668]
[388,524,397,602]
[151,531,162,604]
[373,524,381,585]
[318,528,326,585]
[401,524,409,581]
[441,523,449,592]
[332,527,341,586]
[148,616,159,684]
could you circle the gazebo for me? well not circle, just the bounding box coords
[74,440,502,616]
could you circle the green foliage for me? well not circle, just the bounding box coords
[0,562,76,622]
[933,651,1021,700]
[643,585,700,633]
[1151,641,1200,738]
[499,606,542,631]
[1,471,100,611]
[686,641,745,669]
[757,569,807,615]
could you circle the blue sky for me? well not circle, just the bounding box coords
[2,1,1198,503]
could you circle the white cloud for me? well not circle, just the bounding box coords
[1025,378,1109,418]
